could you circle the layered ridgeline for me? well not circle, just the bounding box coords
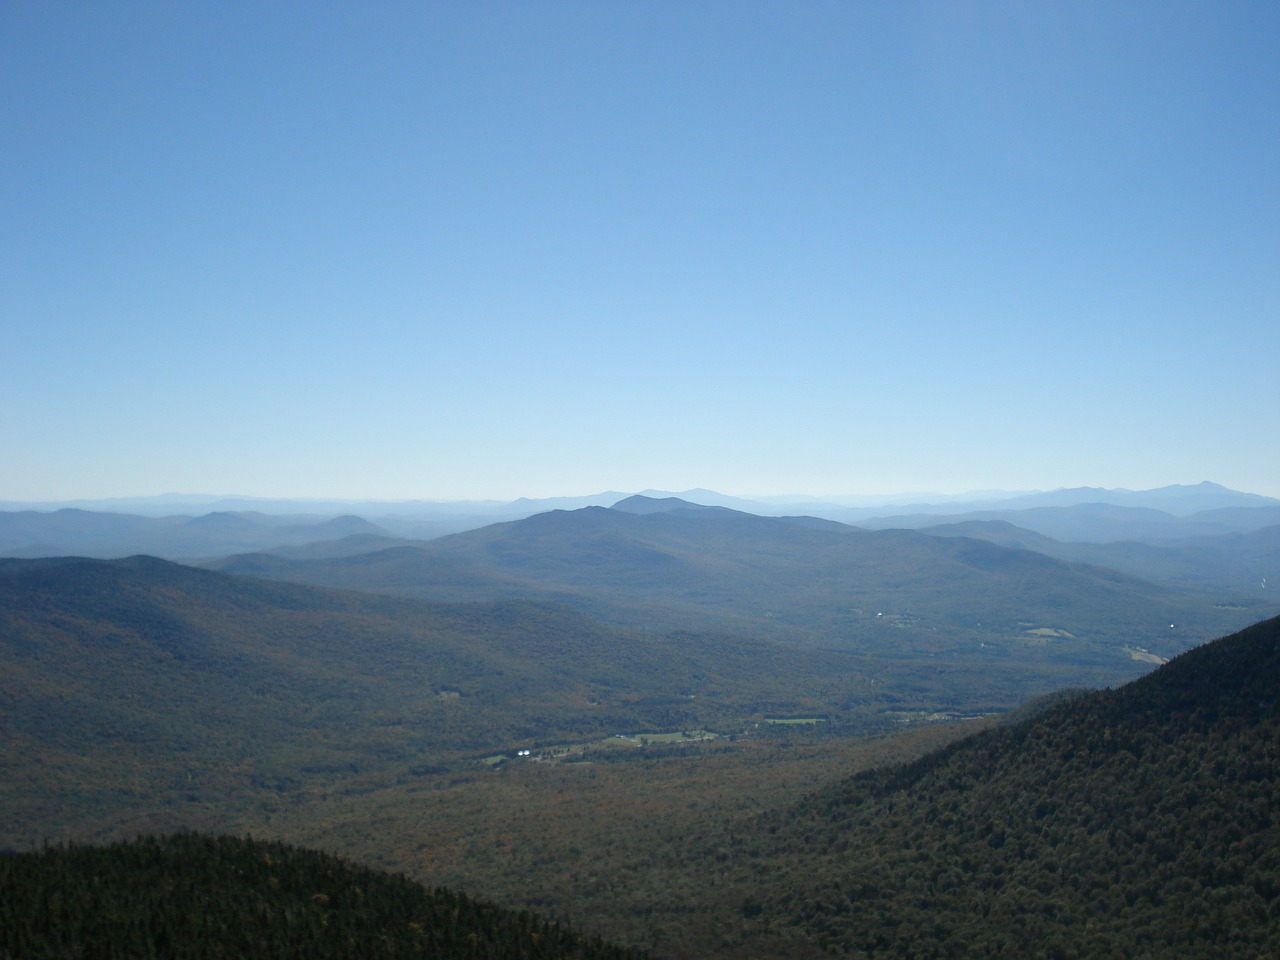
[5,482,1278,561]
[0,508,401,561]
[0,554,1018,849]
[0,833,643,960]
[212,497,1274,668]
[621,614,1280,959]
[918,517,1280,596]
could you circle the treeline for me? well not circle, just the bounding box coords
[0,832,646,960]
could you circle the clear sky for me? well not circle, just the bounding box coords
[3,2,1277,502]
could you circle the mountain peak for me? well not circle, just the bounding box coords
[609,495,728,515]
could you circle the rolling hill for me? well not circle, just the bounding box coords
[921,518,1280,595]
[0,554,1008,850]
[0,508,393,560]
[211,498,1276,677]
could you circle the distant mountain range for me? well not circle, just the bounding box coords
[5,483,1276,661]
[207,496,1277,677]
[920,518,1280,595]
[857,499,1280,541]
[843,480,1280,517]
[0,508,395,560]
[4,481,1277,552]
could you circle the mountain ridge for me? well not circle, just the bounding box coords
[5,481,1277,554]
[210,500,1276,677]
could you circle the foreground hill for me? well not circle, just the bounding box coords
[0,832,642,960]
[212,498,1275,676]
[625,614,1280,958]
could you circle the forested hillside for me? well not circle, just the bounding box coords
[0,833,643,960]
[629,614,1280,958]
[0,554,1007,849]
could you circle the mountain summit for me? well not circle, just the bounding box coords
[609,495,732,515]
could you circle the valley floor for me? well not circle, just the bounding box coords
[257,721,989,956]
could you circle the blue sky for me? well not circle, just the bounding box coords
[3,2,1277,502]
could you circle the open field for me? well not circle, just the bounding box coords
[481,729,721,765]
[763,717,827,725]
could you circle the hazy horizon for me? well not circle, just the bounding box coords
[4,4,1277,502]
[2,479,1276,513]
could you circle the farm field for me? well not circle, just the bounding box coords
[482,728,721,765]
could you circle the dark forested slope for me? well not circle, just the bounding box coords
[684,614,1280,959]
[0,832,643,960]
